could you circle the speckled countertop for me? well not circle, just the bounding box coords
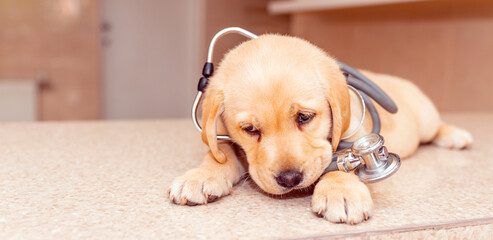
[0,113,492,239]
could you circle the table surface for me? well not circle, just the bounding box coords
[0,113,492,239]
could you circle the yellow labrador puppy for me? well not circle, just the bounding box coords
[168,34,472,224]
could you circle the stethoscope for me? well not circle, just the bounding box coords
[192,27,401,183]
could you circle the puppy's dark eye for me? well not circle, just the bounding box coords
[243,125,260,135]
[297,112,314,125]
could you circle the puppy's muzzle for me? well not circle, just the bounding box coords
[275,171,303,188]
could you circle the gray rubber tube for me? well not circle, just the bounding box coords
[337,62,398,114]
[324,159,339,174]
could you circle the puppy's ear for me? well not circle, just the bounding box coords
[201,89,227,163]
[324,69,351,151]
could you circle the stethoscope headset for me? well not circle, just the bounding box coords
[192,27,401,183]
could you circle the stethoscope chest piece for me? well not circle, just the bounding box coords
[336,134,401,183]
[355,153,401,183]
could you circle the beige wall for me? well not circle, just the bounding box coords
[0,0,101,120]
[0,0,290,120]
[3,0,486,120]
[205,0,493,113]
[290,0,493,112]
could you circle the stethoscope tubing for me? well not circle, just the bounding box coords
[193,27,401,183]
[338,62,398,114]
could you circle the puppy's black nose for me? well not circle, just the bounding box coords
[275,171,303,188]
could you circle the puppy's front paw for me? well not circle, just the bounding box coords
[168,168,233,206]
[311,172,373,224]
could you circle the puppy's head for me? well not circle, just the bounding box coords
[201,35,350,194]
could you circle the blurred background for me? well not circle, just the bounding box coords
[0,0,492,121]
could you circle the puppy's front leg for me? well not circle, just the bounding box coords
[311,171,373,224]
[168,143,244,205]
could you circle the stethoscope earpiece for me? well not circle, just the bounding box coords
[192,27,259,141]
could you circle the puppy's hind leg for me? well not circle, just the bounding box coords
[432,122,473,150]
[400,81,473,150]
[168,143,245,205]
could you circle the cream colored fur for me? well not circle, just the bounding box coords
[168,34,473,224]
